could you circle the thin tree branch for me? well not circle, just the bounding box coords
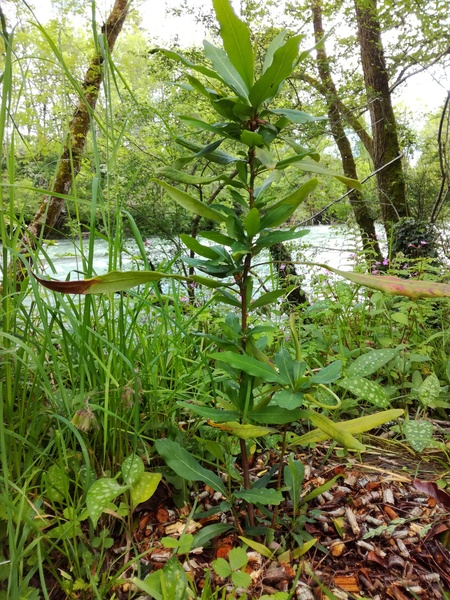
[298,153,404,226]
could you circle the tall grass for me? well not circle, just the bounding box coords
[0,7,217,596]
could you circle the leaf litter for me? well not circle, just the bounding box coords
[108,441,450,599]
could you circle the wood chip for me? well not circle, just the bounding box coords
[345,505,361,536]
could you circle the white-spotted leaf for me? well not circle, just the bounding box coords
[86,479,128,527]
[419,373,440,407]
[403,420,434,453]
[122,454,145,487]
[347,349,397,378]
[339,377,389,408]
[131,472,162,507]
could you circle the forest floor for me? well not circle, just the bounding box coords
[116,438,450,600]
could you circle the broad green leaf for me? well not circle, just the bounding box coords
[178,401,239,422]
[255,146,277,170]
[210,351,285,384]
[179,115,237,139]
[244,208,260,238]
[419,373,441,407]
[155,439,226,494]
[239,536,273,558]
[290,159,362,190]
[269,108,326,124]
[156,166,228,185]
[204,41,250,101]
[274,348,296,387]
[86,479,128,527]
[122,454,144,487]
[207,420,277,439]
[309,360,342,385]
[232,570,252,589]
[403,420,434,453]
[249,406,306,425]
[347,348,397,378]
[228,546,249,571]
[272,390,305,410]
[153,179,226,222]
[263,178,319,214]
[131,473,162,507]
[289,409,404,446]
[240,129,264,147]
[339,377,389,408]
[212,557,232,578]
[180,234,221,260]
[249,36,302,107]
[234,487,284,505]
[212,0,254,90]
[391,312,409,326]
[250,289,285,309]
[303,410,365,450]
[234,488,283,505]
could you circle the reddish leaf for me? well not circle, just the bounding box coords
[413,479,450,509]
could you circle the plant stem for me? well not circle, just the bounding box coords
[240,438,255,528]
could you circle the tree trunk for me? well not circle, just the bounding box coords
[311,0,382,262]
[354,0,409,228]
[24,0,129,247]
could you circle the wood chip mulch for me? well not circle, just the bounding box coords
[120,443,450,599]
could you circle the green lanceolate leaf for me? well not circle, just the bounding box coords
[207,420,277,439]
[156,166,228,185]
[131,473,162,507]
[250,289,286,309]
[301,410,365,450]
[254,229,309,251]
[263,178,319,216]
[155,439,226,494]
[289,409,404,446]
[255,146,277,170]
[153,179,226,222]
[234,487,284,505]
[86,479,128,527]
[244,207,261,237]
[210,350,285,384]
[290,159,362,190]
[150,48,224,81]
[347,348,397,378]
[268,108,326,124]
[262,30,287,72]
[177,401,240,422]
[249,35,302,107]
[204,41,250,102]
[180,234,222,260]
[212,0,254,90]
[176,137,237,165]
[240,129,264,147]
[339,377,389,408]
[249,406,306,425]
[403,420,434,453]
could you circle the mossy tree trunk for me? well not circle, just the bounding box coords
[21,0,128,259]
[354,0,409,228]
[311,0,382,263]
